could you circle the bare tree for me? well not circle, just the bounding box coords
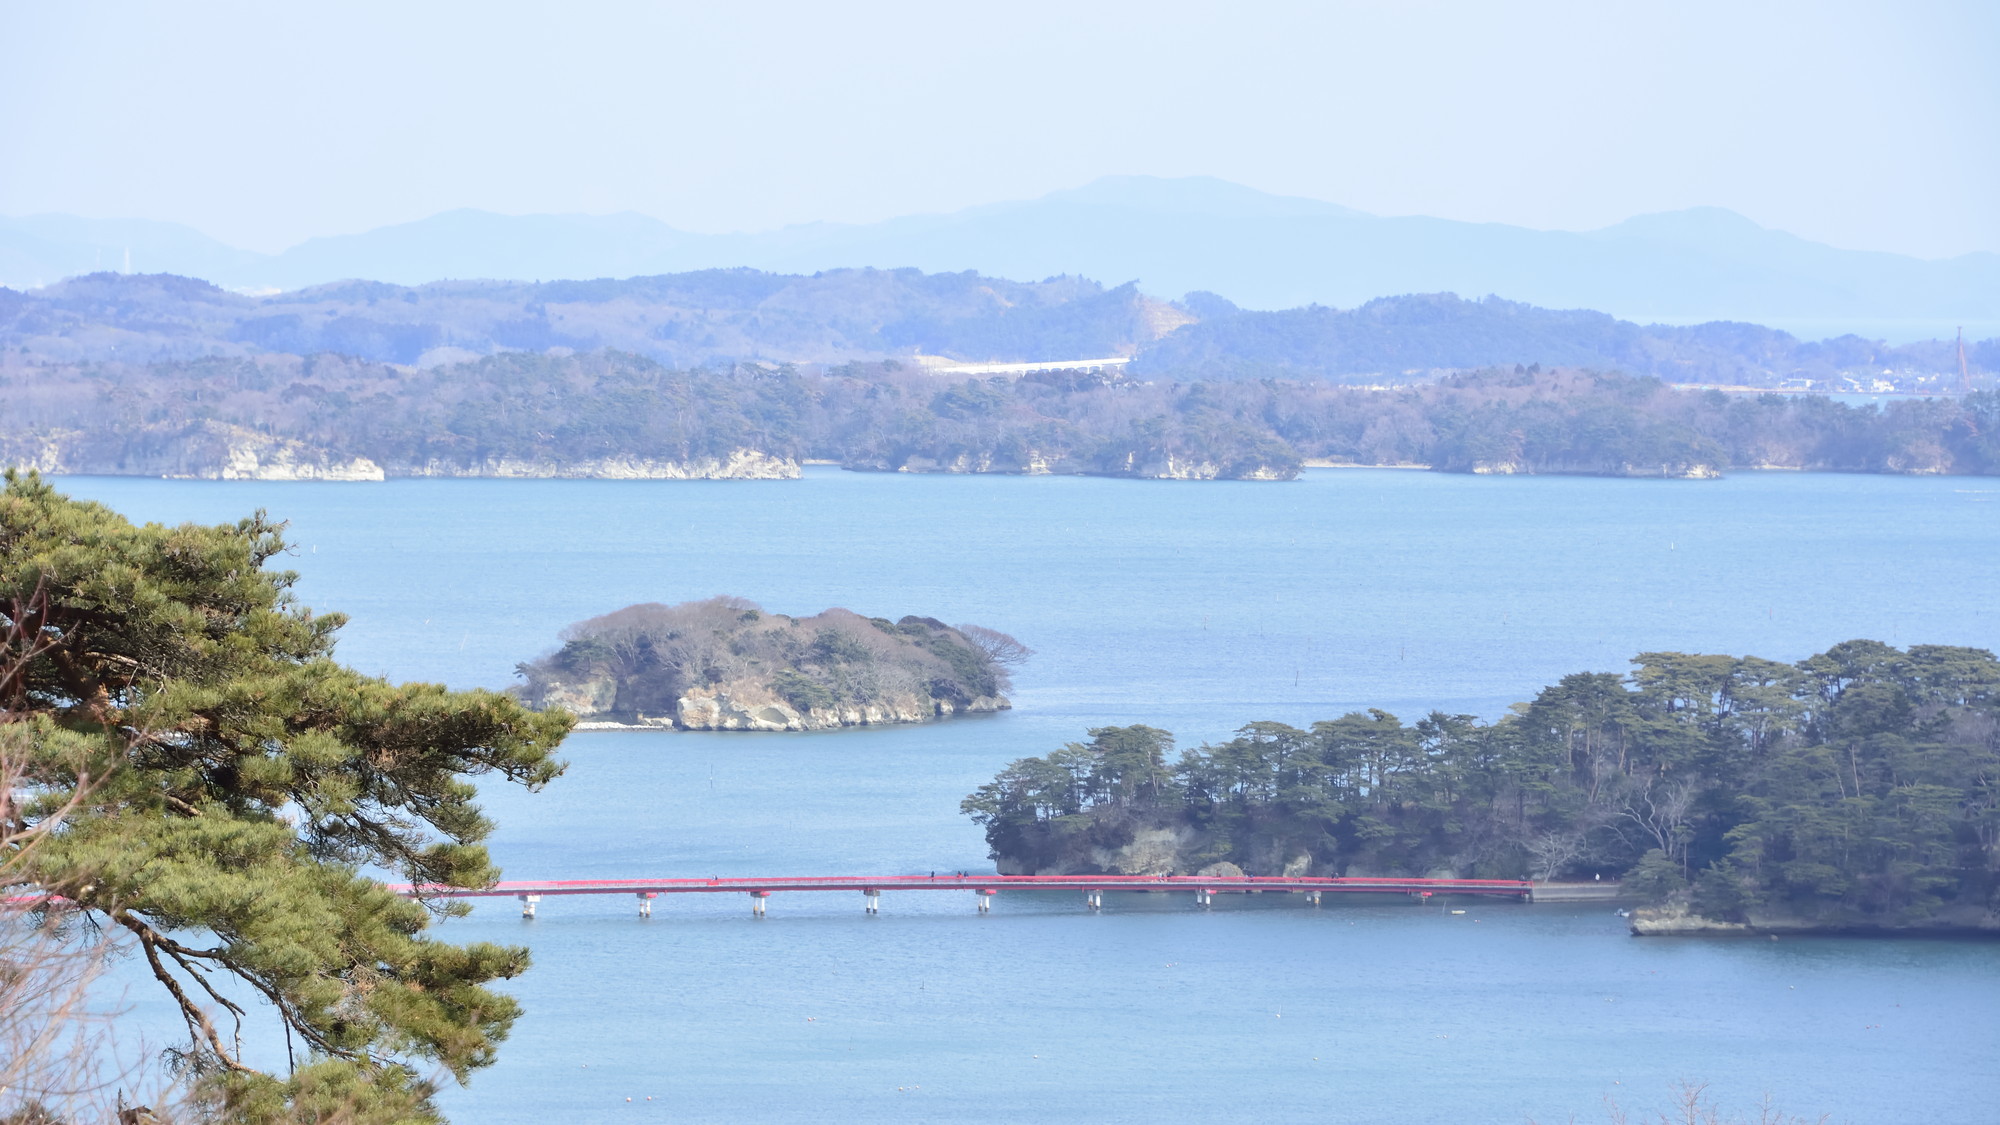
[955,624,1033,667]
[1,580,187,1121]
[1620,776,1699,871]
[1524,828,1588,882]
[0,727,180,1121]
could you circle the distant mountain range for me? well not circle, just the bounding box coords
[1132,293,1993,387]
[6,177,1996,343]
[3,270,1989,388]
[0,270,1187,370]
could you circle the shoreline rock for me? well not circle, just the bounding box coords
[397,449,798,480]
[1462,459,1722,479]
[2,423,386,481]
[570,694,1009,733]
[670,683,1008,731]
[1628,906,1753,935]
[1,431,798,481]
[536,670,1013,735]
[1630,904,2000,937]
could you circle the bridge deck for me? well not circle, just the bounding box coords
[392,874,1534,898]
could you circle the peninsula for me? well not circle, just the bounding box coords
[514,597,1027,731]
[963,641,2000,935]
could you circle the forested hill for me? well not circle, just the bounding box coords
[0,269,1186,369]
[1134,292,1996,389]
[962,641,2000,933]
[1,270,1989,388]
[7,354,2000,482]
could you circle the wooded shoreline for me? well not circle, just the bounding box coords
[965,642,2000,937]
[10,353,2000,482]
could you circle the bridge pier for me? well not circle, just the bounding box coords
[393,875,1536,915]
[751,891,769,917]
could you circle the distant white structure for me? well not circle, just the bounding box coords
[914,355,1131,377]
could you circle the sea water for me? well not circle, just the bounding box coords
[52,468,2000,1123]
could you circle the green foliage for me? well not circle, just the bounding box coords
[1689,860,1753,923]
[961,726,1176,864]
[808,628,870,665]
[898,624,1000,701]
[967,643,2000,928]
[0,471,572,1123]
[1625,849,1689,902]
[551,635,615,673]
[771,669,836,713]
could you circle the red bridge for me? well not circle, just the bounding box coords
[390,874,1537,917]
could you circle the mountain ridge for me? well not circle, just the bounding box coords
[4,176,1996,342]
[3,268,1990,388]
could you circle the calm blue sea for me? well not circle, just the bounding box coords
[55,468,2000,1124]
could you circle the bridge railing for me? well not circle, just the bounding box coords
[387,873,1536,916]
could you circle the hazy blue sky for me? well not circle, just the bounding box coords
[3,1,1995,257]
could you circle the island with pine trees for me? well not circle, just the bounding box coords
[513,597,1030,731]
[961,641,2000,936]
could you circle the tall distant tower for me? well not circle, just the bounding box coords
[1959,327,1972,395]
[123,247,132,274]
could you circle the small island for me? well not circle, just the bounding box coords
[962,641,2000,936]
[514,597,1028,731]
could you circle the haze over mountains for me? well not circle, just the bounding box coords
[7,270,1990,387]
[5,177,1995,344]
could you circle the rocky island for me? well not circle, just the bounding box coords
[514,597,1028,731]
[963,641,2000,936]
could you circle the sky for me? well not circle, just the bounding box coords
[2,1,1996,258]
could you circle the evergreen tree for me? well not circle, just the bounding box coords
[967,644,2000,928]
[0,472,572,1123]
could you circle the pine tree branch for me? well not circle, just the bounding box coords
[154,937,249,1058]
[113,910,254,1075]
[234,966,349,1061]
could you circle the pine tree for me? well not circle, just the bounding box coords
[0,471,572,1123]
